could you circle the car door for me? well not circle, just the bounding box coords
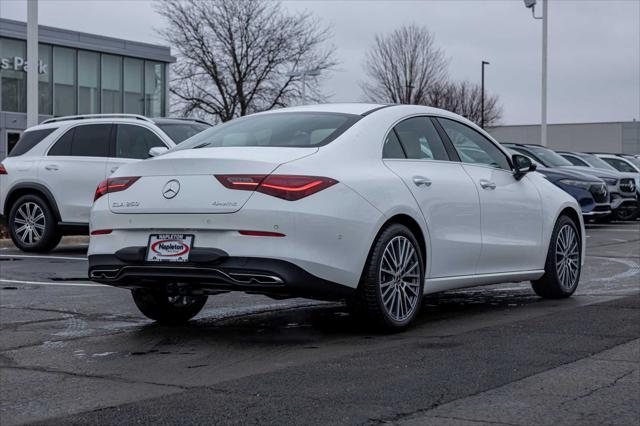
[382,116,482,278]
[106,123,171,175]
[41,123,112,223]
[436,117,543,274]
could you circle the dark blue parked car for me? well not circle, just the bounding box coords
[504,148,611,219]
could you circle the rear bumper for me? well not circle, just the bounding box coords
[88,251,354,301]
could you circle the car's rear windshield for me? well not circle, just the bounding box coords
[171,112,361,151]
[8,128,56,157]
[156,122,211,144]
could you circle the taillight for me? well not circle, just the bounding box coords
[216,175,266,191]
[215,175,337,201]
[0,164,7,175]
[94,176,140,201]
[90,229,113,235]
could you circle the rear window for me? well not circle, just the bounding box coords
[172,112,361,151]
[48,124,112,157]
[156,123,211,143]
[8,128,56,157]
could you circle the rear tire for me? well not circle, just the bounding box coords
[8,194,61,252]
[350,223,424,332]
[531,215,581,299]
[132,290,207,324]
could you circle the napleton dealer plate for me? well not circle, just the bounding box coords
[146,234,194,262]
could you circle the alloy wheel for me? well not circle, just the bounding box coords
[379,236,421,322]
[555,224,580,291]
[13,202,46,245]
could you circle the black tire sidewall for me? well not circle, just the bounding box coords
[8,194,60,252]
[533,215,581,298]
[132,290,207,324]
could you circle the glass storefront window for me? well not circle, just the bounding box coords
[78,51,99,114]
[124,58,144,114]
[53,46,76,116]
[38,44,52,115]
[1,36,167,119]
[1,38,27,112]
[101,54,122,113]
[145,61,164,117]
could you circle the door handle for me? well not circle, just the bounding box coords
[479,179,496,190]
[44,164,59,171]
[413,176,432,187]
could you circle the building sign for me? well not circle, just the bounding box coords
[0,56,47,74]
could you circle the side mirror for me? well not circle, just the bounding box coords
[148,146,169,158]
[512,154,536,180]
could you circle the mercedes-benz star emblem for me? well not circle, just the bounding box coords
[162,180,180,199]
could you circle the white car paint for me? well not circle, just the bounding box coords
[1,117,177,225]
[89,104,585,297]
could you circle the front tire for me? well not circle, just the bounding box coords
[351,223,424,332]
[531,215,582,299]
[8,194,61,252]
[132,290,207,324]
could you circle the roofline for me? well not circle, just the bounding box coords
[488,120,638,128]
[0,18,175,63]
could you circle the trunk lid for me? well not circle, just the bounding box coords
[108,147,317,214]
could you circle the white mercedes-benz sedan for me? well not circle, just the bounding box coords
[88,104,585,331]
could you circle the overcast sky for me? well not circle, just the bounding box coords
[2,0,639,125]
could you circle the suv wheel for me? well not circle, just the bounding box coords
[132,290,208,324]
[8,194,61,252]
[531,215,581,298]
[350,223,424,332]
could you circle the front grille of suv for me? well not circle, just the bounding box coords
[620,178,636,194]
[589,183,608,203]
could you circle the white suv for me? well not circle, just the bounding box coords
[0,114,210,252]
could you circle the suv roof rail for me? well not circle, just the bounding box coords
[41,114,154,125]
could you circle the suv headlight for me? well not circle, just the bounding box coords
[558,179,593,190]
[602,177,617,185]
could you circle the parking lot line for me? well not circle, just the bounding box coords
[0,254,88,261]
[0,279,105,287]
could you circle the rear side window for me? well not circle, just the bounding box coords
[8,128,56,157]
[116,124,167,159]
[382,130,406,159]
[393,117,449,161]
[48,124,111,157]
[48,128,74,156]
[172,112,360,151]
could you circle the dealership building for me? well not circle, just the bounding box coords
[0,18,174,158]
[488,121,640,155]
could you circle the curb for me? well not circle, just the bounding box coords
[0,236,89,249]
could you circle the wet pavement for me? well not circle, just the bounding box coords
[0,222,638,425]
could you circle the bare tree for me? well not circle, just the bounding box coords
[428,81,502,127]
[156,0,336,122]
[361,24,448,105]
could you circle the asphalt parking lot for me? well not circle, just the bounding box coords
[0,222,638,425]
